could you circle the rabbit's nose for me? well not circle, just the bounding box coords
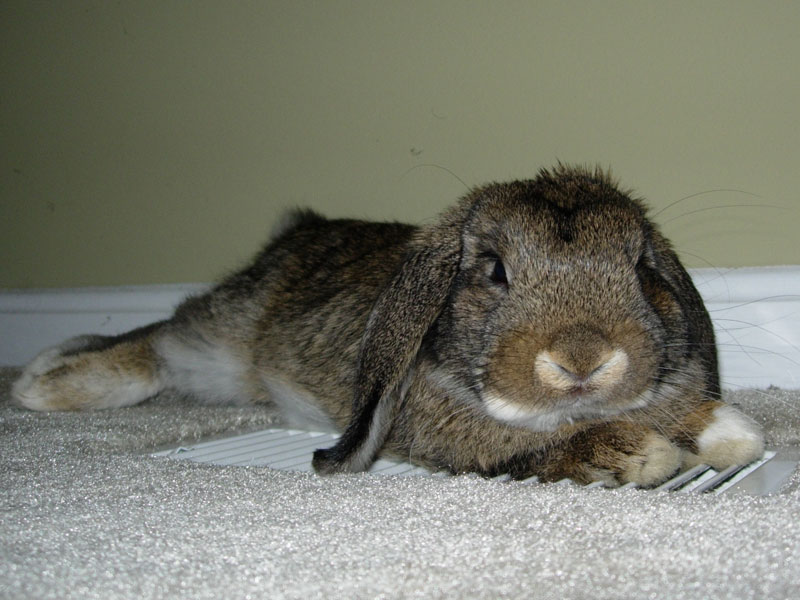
[534,348,629,393]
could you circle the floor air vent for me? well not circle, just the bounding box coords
[153,428,797,496]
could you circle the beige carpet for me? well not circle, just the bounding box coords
[2,367,800,599]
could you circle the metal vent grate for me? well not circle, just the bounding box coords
[153,428,797,496]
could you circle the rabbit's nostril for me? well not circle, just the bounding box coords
[551,362,587,384]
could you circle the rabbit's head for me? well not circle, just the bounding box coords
[430,166,711,431]
[313,165,717,473]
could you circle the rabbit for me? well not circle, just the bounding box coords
[12,165,764,486]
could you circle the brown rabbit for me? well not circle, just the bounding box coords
[12,165,764,486]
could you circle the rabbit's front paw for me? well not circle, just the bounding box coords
[537,423,682,487]
[616,431,682,487]
[682,403,764,470]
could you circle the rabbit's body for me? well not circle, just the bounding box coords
[14,213,412,429]
[13,166,764,485]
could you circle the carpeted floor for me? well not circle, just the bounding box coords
[2,366,800,599]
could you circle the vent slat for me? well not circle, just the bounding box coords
[153,428,793,495]
[655,464,712,492]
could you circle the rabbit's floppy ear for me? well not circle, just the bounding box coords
[644,229,721,399]
[312,199,475,474]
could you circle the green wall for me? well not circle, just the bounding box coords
[2,1,798,288]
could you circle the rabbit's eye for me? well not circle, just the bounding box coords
[490,259,508,286]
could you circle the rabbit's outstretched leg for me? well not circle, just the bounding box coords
[12,324,164,411]
[13,316,257,411]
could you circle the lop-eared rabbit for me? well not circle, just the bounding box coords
[14,166,764,486]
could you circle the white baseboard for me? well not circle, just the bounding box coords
[690,266,800,390]
[0,284,208,368]
[1,267,798,389]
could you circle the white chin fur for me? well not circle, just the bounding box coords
[481,391,648,432]
[482,394,574,432]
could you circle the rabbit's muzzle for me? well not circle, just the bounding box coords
[482,320,657,431]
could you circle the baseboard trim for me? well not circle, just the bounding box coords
[690,266,800,390]
[2,267,798,388]
[0,284,208,368]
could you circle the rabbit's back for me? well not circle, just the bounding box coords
[159,210,418,425]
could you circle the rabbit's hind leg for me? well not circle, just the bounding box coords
[12,324,164,411]
[153,326,255,406]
